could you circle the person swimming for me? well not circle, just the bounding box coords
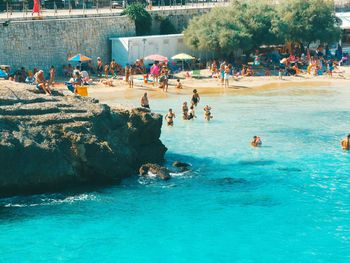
[182,102,189,120]
[165,108,175,126]
[341,134,350,150]
[191,89,200,107]
[251,136,262,147]
[204,105,213,121]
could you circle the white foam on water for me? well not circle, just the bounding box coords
[3,193,97,208]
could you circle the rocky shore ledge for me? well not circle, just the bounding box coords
[0,82,167,196]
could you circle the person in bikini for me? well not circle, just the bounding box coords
[341,134,350,150]
[251,136,262,147]
[165,108,175,126]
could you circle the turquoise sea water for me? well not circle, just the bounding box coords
[1,85,350,262]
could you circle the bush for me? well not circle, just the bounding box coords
[122,3,152,36]
[160,17,177,35]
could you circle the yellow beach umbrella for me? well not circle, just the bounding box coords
[171,53,195,71]
[171,53,195,60]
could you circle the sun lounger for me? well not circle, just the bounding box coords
[192,70,201,79]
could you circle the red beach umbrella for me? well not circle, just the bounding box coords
[144,54,168,62]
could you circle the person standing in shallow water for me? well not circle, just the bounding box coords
[341,134,350,150]
[191,89,200,107]
[165,109,175,126]
[182,102,189,120]
[141,92,150,109]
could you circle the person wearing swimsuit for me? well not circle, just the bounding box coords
[141,92,150,109]
[341,134,350,150]
[251,136,262,147]
[165,109,175,126]
[204,105,213,121]
[191,89,200,106]
[182,102,189,120]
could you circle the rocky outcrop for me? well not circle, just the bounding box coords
[0,82,167,196]
[139,163,171,180]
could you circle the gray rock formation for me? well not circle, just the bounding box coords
[139,163,171,180]
[0,82,167,196]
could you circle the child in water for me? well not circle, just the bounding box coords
[176,79,183,89]
[251,136,262,147]
[165,108,175,126]
[182,102,189,120]
[188,105,196,120]
[204,105,213,121]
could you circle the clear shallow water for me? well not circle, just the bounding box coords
[1,85,350,262]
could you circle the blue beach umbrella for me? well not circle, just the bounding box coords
[68,54,92,62]
[0,69,8,78]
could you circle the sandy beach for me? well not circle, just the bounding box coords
[83,67,350,104]
[2,67,350,104]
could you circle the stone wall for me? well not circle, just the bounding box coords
[150,7,210,34]
[0,16,135,74]
[0,8,210,75]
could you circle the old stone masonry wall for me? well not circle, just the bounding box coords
[0,8,210,75]
[0,16,135,73]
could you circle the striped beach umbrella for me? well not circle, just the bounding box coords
[68,54,92,62]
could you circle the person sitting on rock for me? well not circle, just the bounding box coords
[34,70,52,95]
[141,92,150,109]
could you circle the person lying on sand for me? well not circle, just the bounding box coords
[99,78,113,86]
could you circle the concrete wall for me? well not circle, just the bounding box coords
[0,16,135,74]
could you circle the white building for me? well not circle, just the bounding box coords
[110,34,213,67]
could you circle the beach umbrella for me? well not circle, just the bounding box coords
[171,53,195,71]
[0,69,7,78]
[144,54,168,62]
[171,53,195,60]
[68,53,92,62]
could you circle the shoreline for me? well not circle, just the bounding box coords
[87,71,350,103]
[1,69,349,104]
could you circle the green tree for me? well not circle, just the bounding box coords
[160,18,178,35]
[122,3,152,36]
[279,0,341,46]
[183,1,284,54]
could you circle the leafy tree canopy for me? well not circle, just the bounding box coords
[184,0,341,52]
[122,3,152,36]
[279,0,341,46]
